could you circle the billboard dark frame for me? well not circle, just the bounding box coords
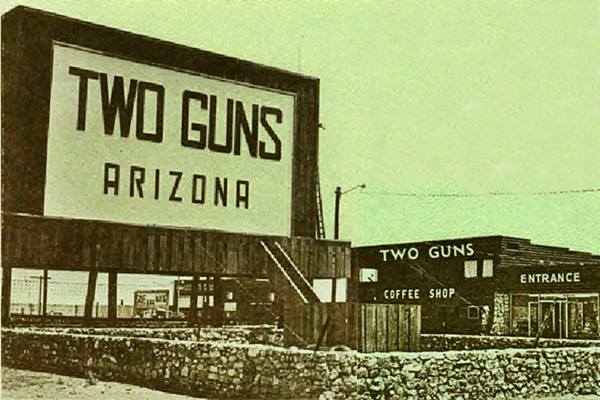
[1,6,320,238]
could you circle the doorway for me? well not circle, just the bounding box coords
[528,296,568,338]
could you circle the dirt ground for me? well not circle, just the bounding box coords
[1,367,205,400]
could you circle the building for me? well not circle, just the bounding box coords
[172,277,275,324]
[354,236,600,339]
[134,290,169,318]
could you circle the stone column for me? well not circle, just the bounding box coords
[490,292,510,335]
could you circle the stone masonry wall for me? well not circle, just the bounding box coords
[349,347,600,400]
[2,329,600,399]
[19,325,284,346]
[422,333,600,351]
[1,329,356,399]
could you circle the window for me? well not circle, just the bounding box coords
[198,295,213,308]
[359,268,378,283]
[335,278,347,302]
[482,259,494,277]
[179,296,191,308]
[226,290,234,300]
[464,260,477,278]
[224,302,237,312]
[312,279,333,302]
[467,305,480,319]
[312,278,348,303]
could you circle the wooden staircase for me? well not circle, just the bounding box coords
[260,240,321,304]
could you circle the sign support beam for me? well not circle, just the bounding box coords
[41,269,49,323]
[84,270,98,323]
[1,266,12,325]
[108,271,117,323]
[188,274,199,326]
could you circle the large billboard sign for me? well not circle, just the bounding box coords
[2,7,319,238]
[44,43,295,236]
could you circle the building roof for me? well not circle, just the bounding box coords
[354,235,600,267]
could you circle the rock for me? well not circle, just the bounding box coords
[181,366,189,377]
[403,362,423,373]
[357,367,369,378]
[233,361,244,369]
[369,377,385,392]
[248,347,260,357]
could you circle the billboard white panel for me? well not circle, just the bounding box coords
[44,44,295,236]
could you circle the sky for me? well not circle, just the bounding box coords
[2,0,600,255]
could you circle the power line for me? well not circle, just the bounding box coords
[11,279,171,288]
[361,187,600,198]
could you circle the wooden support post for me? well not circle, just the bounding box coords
[315,315,331,351]
[188,274,199,326]
[37,277,42,316]
[108,271,117,323]
[271,276,283,326]
[349,255,358,302]
[213,274,224,327]
[84,270,98,323]
[173,280,179,314]
[41,269,49,323]
[331,277,337,303]
[1,266,12,325]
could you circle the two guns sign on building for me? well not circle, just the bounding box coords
[44,43,295,236]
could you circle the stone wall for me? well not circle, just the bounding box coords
[2,328,600,399]
[17,325,284,346]
[9,315,191,328]
[422,333,600,351]
[1,329,355,399]
[349,347,600,400]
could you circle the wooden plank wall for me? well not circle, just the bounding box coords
[359,304,421,352]
[283,302,421,352]
[1,213,351,279]
[283,302,359,348]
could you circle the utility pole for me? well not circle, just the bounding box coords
[29,274,50,316]
[42,270,48,320]
[333,184,366,240]
[334,187,342,240]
